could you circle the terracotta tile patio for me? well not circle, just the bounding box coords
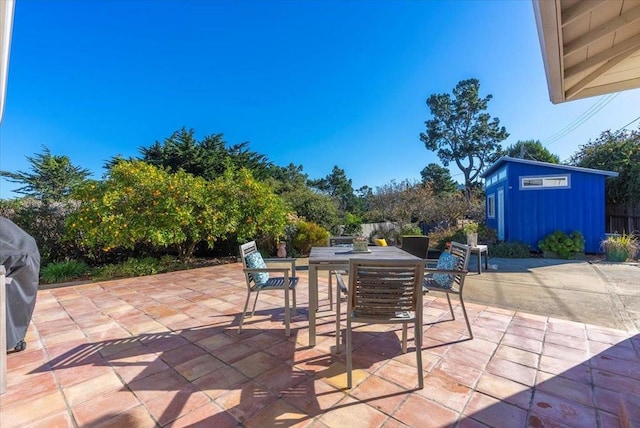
[1,263,639,427]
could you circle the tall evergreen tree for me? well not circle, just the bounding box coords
[308,165,356,214]
[421,78,508,200]
[420,163,458,195]
[505,140,560,163]
[0,146,90,201]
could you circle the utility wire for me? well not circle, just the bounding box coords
[539,93,616,144]
[542,93,619,147]
[615,114,640,132]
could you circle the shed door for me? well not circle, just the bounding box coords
[497,189,504,241]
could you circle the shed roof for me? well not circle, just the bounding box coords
[481,156,619,178]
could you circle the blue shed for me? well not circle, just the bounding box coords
[481,157,618,253]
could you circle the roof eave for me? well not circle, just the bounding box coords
[482,156,619,178]
[533,0,565,104]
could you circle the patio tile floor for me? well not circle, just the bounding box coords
[1,263,639,427]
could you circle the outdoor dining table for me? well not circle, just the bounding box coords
[307,245,422,347]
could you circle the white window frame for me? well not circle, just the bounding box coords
[487,193,496,218]
[485,167,507,189]
[520,174,570,190]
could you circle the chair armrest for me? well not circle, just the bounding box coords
[263,258,297,276]
[334,272,347,294]
[424,259,439,269]
[425,268,469,277]
[243,267,293,275]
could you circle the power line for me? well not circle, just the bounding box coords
[616,114,640,132]
[542,93,619,147]
[539,93,616,144]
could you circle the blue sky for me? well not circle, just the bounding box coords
[1,0,639,199]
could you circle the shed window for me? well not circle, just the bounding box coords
[487,194,495,218]
[484,167,507,188]
[520,174,570,190]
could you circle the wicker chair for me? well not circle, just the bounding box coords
[345,259,425,389]
[238,241,298,336]
[423,241,473,339]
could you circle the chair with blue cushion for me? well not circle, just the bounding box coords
[239,241,298,336]
[423,241,473,339]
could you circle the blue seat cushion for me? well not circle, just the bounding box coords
[432,252,459,289]
[245,252,269,285]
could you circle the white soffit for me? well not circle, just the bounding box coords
[533,0,640,103]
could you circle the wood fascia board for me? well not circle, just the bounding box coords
[564,5,640,56]
[565,47,639,99]
[565,33,640,78]
[533,0,565,103]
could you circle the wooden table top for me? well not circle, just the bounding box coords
[308,245,421,264]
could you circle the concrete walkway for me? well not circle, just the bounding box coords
[465,258,640,333]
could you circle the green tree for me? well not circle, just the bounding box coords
[1,146,91,201]
[569,128,640,206]
[220,168,289,243]
[264,163,309,193]
[279,186,341,233]
[420,78,508,199]
[108,127,273,181]
[368,180,433,227]
[420,163,458,195]
[354,185,374,219]
[504,140,559,163]
[308,165,356,214]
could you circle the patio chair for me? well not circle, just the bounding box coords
[345,259,425,389]
[423,241,473,339]
[239,241,298,336]
[401,235,441,267]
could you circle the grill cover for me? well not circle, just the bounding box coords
[1,217,40,350]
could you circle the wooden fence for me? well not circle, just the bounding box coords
[606,204,640,234]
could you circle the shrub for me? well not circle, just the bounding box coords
[400,223,422,236]
[92,257,162,281]
[429,227,466,251]
[292,220,329,255]
[601,233,638,262]
[488,242,531,258]
[40,259,89,284]
[538,231,585,259]
[478,225,498,245]
[1,198,83,265]
[342,212,363,236]
[68,161,287,261]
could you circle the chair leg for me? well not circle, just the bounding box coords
[459,295,473,339]
[292,287,297,312]
[346,316,352,389]
[401,324,408,354]
[238,291,252,334]
[251,290,260,317]
[336,284,342,353]
[328,272,333,308]
[284,286,291,337]
[414,321,424,389]
[445,293,455,320]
